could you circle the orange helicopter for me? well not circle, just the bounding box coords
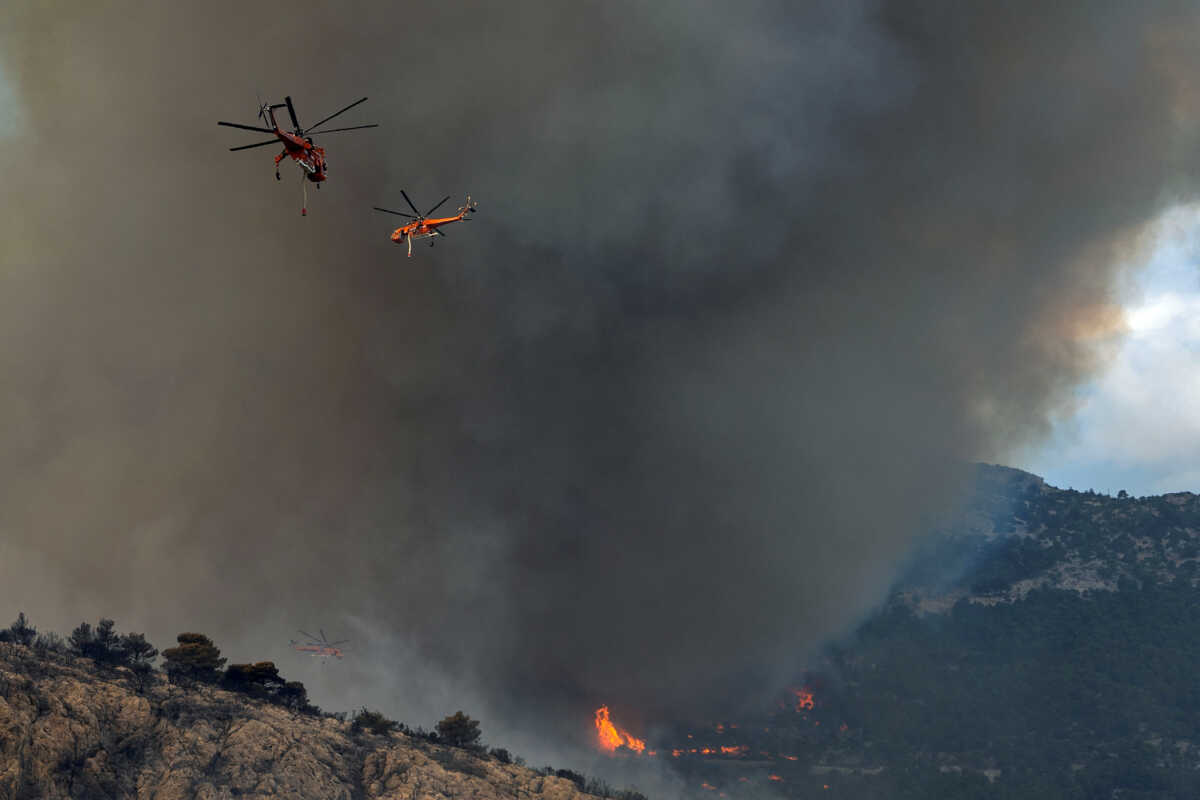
[290,629,348,660]
[218,95,377,215]
[373,190,477,256]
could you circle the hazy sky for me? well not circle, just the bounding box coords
[3,1,1200,787]
[1027,204,1200,497]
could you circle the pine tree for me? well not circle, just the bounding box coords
[118,632,158,670]
[93,619,121,664]
[223,661,285,696]
[161,633,226,684]
[68,622,94,658]
[436,710,482,748]
[7,612,36,647]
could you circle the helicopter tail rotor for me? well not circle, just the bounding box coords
[256,89,270,124]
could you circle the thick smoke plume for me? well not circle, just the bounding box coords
[2,0,1199,764]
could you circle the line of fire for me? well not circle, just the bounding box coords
[593,682,854,797]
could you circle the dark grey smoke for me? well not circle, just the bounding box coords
[2,0,1199,767]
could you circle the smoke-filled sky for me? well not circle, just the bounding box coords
[3,0,1200,777]
[1027,204,1200,497]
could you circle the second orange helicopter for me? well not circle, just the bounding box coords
[373,190,477,257]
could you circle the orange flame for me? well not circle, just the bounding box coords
[594,707,646,754]
[768,775,783,782]
[701,783,717,792]
[791,687,815,711]
[720,745,748,756]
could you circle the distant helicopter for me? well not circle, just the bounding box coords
[218,95,378,215]
[290,629,349,660]
[373,190,477,256]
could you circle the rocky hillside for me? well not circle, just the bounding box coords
[0,644,610,800]
[895,463,1200,610]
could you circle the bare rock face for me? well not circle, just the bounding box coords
[0,645,603,800]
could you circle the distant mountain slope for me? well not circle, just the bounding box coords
[786,466,1200,799]
[897,463,1200,608]
[657,466,1200,799]
[0,645,611,800]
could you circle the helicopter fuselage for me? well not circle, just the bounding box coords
[272,128,327,182]
[291,642,344,659]
[389,213,464,243]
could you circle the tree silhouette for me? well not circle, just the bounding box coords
[7,612,36,646]
[437,710,482,748]
[351,708,398,736]
[93,619,121,664]
[68,622,94,658]
[161,633,226,684]
[119,632,158,670]
[224,661,283,696]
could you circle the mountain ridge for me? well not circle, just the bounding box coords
[0,642,617,800]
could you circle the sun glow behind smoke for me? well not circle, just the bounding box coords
[1028,205,1200,495]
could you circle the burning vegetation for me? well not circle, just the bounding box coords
[594,706,646,754]
[593,682,852,796]
[790,687,814,711]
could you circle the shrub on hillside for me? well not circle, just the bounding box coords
[161,633,225,684]
[222,661,315,713]
[68,619,158,673]
[1,612,37,646]
[436,710,482,748]
[351,707,399,736]
[554,768,586,790]
[33,631,66,654]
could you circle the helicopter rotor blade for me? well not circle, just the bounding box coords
[306,97,368,133]
[284,96,301,132]
[229,139,280,152]
[373,206,416,218]
[425,196,451,217]
[298,630,319,641]
[320,628,328,643]
[400,190,421,217]
[218,121,276,134]
[307,124,379,135]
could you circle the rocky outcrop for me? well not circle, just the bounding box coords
[0,644,604,800]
